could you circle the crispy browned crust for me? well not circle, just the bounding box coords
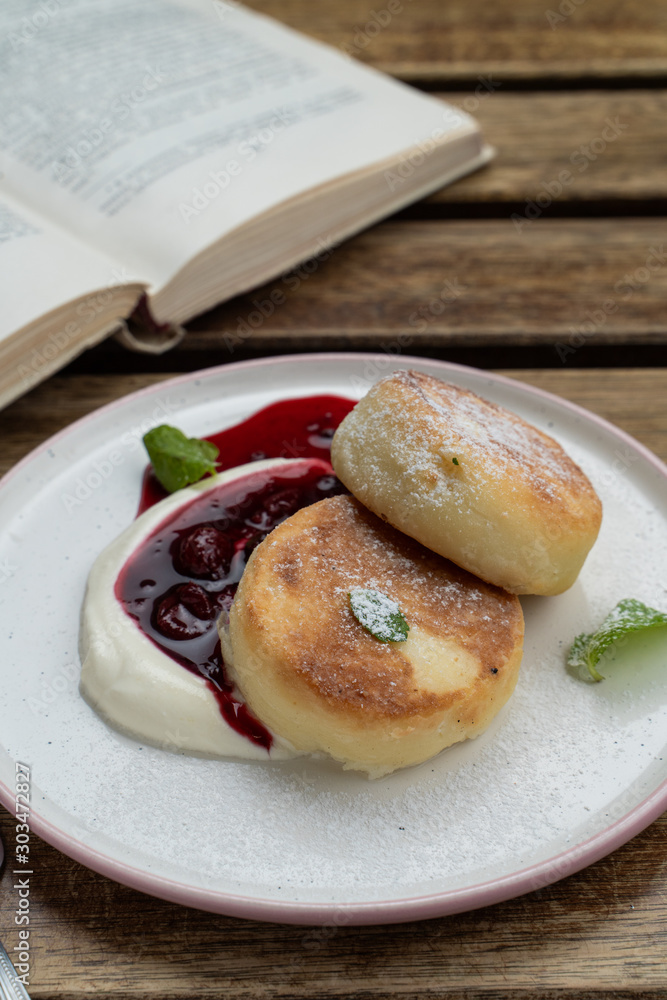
[235,495,524,724]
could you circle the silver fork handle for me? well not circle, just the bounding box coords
[0,942,31,1000]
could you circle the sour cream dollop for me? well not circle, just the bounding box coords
[79,459,304,761]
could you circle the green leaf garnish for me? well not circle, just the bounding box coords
[567,598,667,682]
[452,456,460,466]
[143,425,219,493]
[349,588,409,643]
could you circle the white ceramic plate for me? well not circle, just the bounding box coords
[1,354,666,925]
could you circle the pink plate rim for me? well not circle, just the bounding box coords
[1,352,666,925]
[0,772,666,925]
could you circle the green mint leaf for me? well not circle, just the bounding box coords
[349,588,409,643]
[143,425,219,493]
[567,598,667,682]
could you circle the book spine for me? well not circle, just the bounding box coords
[115,294,185,355]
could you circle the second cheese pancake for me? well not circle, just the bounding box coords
[331,370,602,595]
[219,495,524,776]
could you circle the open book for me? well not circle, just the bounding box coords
[0,0,491,410]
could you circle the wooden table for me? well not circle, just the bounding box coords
[1,1,666,996]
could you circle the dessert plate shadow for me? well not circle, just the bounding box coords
[0,353,666,925]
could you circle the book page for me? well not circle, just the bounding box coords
[0,0,479,295]
[0,193,141,339]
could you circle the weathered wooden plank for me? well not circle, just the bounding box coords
[245,0,667,81]
[1,369,665,479]
[433,91,667,203]
[181,219,667,352]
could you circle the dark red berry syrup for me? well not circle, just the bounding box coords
[115,395,355,750]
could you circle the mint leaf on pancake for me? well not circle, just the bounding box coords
[349,588,409,643]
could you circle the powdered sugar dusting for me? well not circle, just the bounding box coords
[382,369,591,498]
[331,369,603,594]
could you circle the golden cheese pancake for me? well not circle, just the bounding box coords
[218,495,524,777]
[331,370,602,596]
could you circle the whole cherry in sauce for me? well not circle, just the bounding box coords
[153,582,217,641]
[173,525,233,579]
